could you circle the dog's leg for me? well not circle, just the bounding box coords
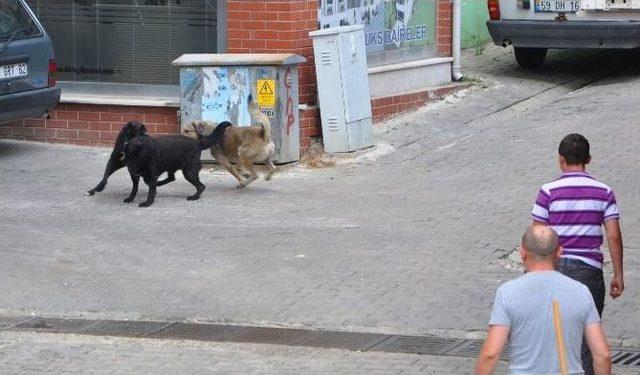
[240,169,251,179]
[139,176,157,208]
[237,157,258,188]
[265,156,276,181]
[183,167,206,201]
[214,151,245,184]
[237,162,250,179]
[156,171,176,187]
[88,157,125,195]
[123,173,139,203]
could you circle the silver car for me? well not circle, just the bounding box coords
[486,0,640,68]
[0,0,60,122]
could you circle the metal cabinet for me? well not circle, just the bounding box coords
[310,25,374,153]
[172,54,306,164]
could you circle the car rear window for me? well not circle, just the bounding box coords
[0,0,41,42]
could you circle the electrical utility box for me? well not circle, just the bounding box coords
[310,25,374,154]
[172,54,306,164]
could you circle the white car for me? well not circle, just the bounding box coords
[486,0,640,68]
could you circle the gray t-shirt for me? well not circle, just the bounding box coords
[490,270,600,375]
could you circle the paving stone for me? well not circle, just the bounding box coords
[0,45,638,356]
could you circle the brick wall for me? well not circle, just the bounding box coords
[0,104,179,147]
[226,0,320,151]
[2,0,455,154]
[371,84,469,123]
[227,0,318,106]
[437,0,453,56]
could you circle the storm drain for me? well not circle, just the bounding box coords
[612,349,640,367]
[0,316,636,366]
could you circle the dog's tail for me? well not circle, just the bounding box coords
[198,121,232,150]
[248,94,271,143]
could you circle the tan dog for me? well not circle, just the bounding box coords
[182,95,276,188]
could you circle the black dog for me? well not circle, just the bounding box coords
[87,121,146,196]
[122,125,227,207]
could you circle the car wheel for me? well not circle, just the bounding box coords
[514,47,548,69]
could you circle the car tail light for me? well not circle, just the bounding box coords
[488,0,501,20]
[48,59,57,87]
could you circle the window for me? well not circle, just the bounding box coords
[318,0,437,66]
[0,0,41,41]
[25,0,218,86]
[324,0,333,16]
[347,0,361,9]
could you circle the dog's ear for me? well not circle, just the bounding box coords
[125,121,138,132]
[124,121,147,135]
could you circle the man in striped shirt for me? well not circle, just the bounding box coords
[531,133,624,375]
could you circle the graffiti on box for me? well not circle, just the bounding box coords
[203,67,251,126]
[180,67,252,126]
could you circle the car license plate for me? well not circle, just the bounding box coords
[535,0,580,12]
[0,62,28,80]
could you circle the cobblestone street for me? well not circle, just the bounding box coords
[1,45,639,372]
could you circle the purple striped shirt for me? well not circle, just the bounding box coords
[531,172,619,268]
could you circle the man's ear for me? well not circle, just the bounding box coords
[586,155,591,165]
[140,124,147,134]
[519,246,527,262]
[555,246,563,259]
[558,155,566,168]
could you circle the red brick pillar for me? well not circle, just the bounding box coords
[437,0,453,56]
[226,0,321,151]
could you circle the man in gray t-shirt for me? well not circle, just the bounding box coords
[476,226,611,375]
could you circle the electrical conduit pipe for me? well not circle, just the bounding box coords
[452,0,463,81]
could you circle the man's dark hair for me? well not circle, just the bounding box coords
[559,133,590,165]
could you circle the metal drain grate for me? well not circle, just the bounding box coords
[612,349,640,367]
[304,331,390,351]
[1,316,637,367]
[445,339,509,361]
[149,322,247,342]
[368,335,463,355]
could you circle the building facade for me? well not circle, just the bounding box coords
[2,0,456,153]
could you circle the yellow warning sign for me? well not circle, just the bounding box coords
[257,79,276,107]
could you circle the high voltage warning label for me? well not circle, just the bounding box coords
[257,79,276,107]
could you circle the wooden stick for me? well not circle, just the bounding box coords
[553,299,569,375]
